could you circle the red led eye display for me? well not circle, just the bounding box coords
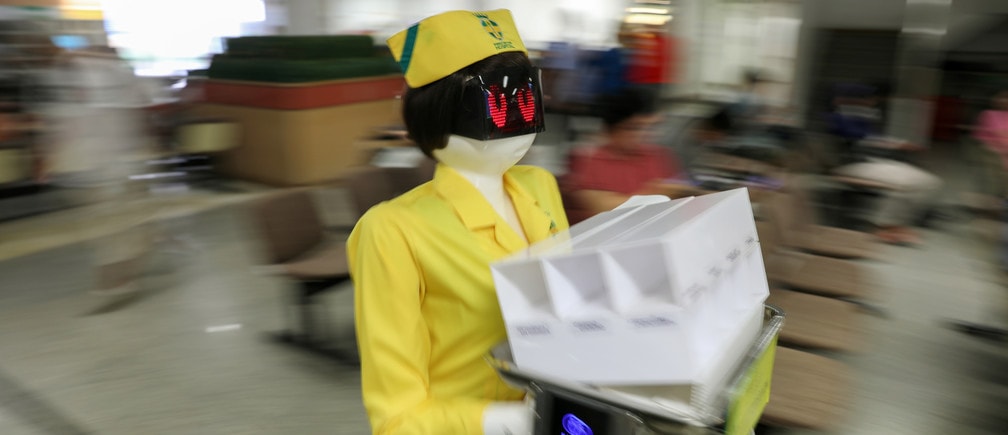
[486,85,508,128]
[517,87,536,123]
[457,72,542,140]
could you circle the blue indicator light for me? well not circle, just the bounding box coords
[561,413,593,435]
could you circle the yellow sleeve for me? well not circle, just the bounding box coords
[348,205,490,435]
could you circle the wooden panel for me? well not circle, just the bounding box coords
[191,99,401,186]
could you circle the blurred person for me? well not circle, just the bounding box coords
[675,107,787,198]
[827,84,943,245]
[679,107,737,175]
[972,91,1008,197]
[729,70,767,131]
[0,20,64,184]
[540,10,585,114]
[45,45,156,294]
[0,25,154,293]
[603,22,637,95]
[348,10,568,435]
[666,72,789,170]
[540,39,580,112]
[564,88,687,222]
[828,84,883,164]
[539,12,592,142]
[0,79,39,148]
[579,21,636,116]
[624,23,675,112]
[973,92,1008,273]
[724,70,805,163]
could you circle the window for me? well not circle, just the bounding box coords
[101,0,265,76]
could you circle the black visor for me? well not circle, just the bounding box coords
[452,65,545,141]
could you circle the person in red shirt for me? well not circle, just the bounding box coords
[564,89,685,222]
[624,25,677,112]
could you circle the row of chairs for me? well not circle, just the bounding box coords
[753,184,881,431]
[246,160,435,362]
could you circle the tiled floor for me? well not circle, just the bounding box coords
[0,144,1006,434]
[0,204,366,434]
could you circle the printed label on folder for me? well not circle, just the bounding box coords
[570,320,608,334]
[515,324,551,337]
[726,247,741,263]
[629,315,677,329]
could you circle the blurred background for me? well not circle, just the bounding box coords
[0,0,1006,434]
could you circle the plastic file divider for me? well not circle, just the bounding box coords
[491,260,554,321]
[491,259,563,364]
[601,242,679,315]
[492,188,770,389]
[542,252,611,320]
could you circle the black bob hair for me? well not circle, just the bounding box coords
[401,51,533,159]
[598,88,656,130]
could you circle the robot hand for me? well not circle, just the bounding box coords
[482,399,535,435]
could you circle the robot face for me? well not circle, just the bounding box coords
[451,64,545,141]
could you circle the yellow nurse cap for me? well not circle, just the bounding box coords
[387,9,528,88]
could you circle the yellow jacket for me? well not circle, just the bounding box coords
[348,164,569,435]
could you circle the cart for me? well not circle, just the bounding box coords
[487,305,785,435]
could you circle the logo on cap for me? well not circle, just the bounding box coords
[475,13,504,40]
[475,12,515,50]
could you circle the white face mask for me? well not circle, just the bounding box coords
[433,134,536,176]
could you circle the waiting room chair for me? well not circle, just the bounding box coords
[249,162,429,353]
[383,158,436,196]
[249,189,355,363]
[757,220,868,300]
[339,160,435,223]
[693,151,779,178]
[767,288,865,353]
[826,172,899,229]
[764,188,879,260]
[761,347,852,431]
[755,191,858,431]
[340,164,399,227]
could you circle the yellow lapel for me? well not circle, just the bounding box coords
[433,164,526,254]
[433,165,560,255]
[505,170,558,244]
